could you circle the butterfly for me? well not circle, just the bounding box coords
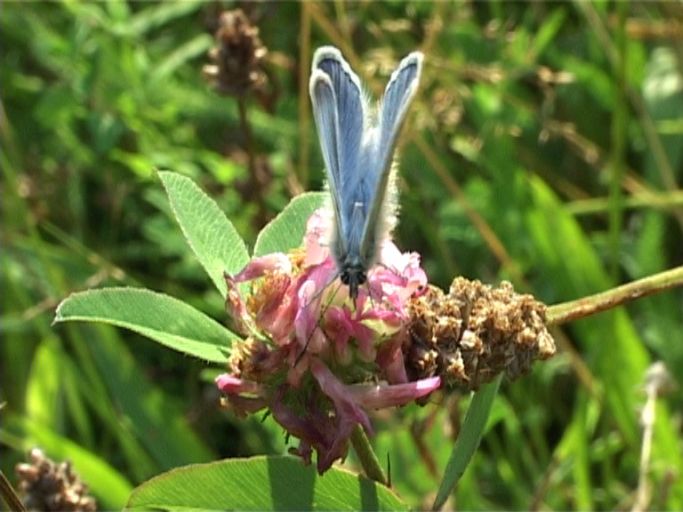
[309,46,423,300]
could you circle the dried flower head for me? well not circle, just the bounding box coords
[15,448,97,512]
[217,209,440,472]
[202,9,268,97]
[405,278,556,390]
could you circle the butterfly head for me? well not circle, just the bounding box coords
[340,263,367,301]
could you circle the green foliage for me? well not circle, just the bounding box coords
[126,456,407,511]
[254,192,327,256]
[433,376,502,510]
[55,288,235,363]
[159,171,250,296]
[2,1,682,510]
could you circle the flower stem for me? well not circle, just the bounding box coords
[350,425,388,486]
[547,266,683,326]
[0,470,26,512]
[633,363,674,511]
[237,98,256,176]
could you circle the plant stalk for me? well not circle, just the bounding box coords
[0,470,26,512]
[547,266,683,326]
[350,425,388,486]
[237,99,256,176]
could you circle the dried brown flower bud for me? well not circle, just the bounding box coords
[202,9,268,97]
[15,448,97,512]
[405,277,556,390]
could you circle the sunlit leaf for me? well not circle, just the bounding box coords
[159,171,250,296]
[433,376,502,511]
[26,337,64,428]
[55,288,235,362]
[254,192,327,257]
[126,456,407,511]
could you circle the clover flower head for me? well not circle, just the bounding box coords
[216,208,440,472]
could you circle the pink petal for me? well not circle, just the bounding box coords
[303,208,332,266]
[223,395,268,415]
[294,260,336,348]
[234,253,292,283]
[295,279,321,349]
[375,332,409,384]
[255,275,297,345]
[215,374,262,395]
[310,359,373,434]
[270,386,350,473]
[224,272,251,335]
[349,376,441,409]
[270,392,326,447]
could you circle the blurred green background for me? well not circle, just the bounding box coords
[2,1,682,510]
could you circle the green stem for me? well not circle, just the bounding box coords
[0,470,26,512]
[547,266,683,326]
[607,0,628,279]
[566,190,683,216]
[350,425,388,486]
[237,99,256,176]
[432,375,503,511]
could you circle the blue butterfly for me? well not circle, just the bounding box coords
[309,47,423,299]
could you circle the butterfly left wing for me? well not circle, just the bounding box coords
[310,47,366,260]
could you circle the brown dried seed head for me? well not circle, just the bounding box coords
[405,278,556,390]
[15,448,97,512]
[202,9,268,97]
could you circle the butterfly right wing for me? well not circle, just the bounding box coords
[360,51,423,263]
[310,47,365,259]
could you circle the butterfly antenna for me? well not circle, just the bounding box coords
[365,270,381,309]
[294,276,342,367]
[368,262,409,314]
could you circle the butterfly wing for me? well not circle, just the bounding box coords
[309,47,365,259]
[360,51,423,264]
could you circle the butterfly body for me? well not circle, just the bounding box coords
[310,47,423,299]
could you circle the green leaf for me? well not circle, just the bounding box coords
[152,34,213,82]
[86,324,214,473]
[432,375,502,511]
[125,1,203,37]
[159,171,249,296]
[370,405,451,505]
[525,176,649,442]
[530,7,566,58]
[55,288,235,363]
[254,192,327,257]
[126,456,408,511]
[556,392,597,509]
[26,337,64,428]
